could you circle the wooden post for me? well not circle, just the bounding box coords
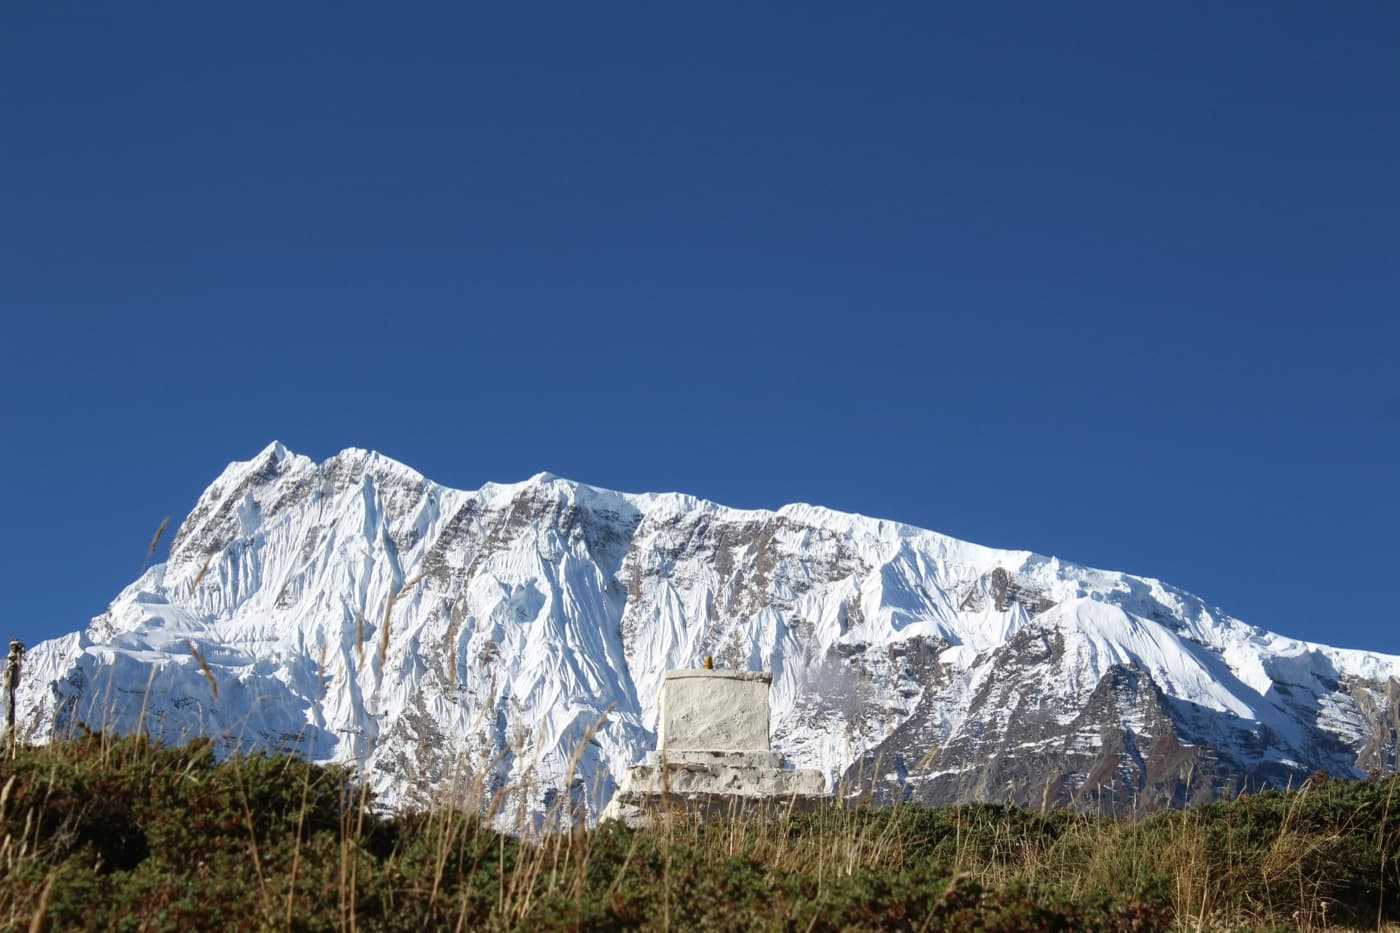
[3,639,22,754]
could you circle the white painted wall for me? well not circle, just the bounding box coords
[657,670,771,754]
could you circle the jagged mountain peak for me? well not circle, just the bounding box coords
[16,443,1400,822]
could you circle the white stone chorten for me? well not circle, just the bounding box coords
[600,667,828,825]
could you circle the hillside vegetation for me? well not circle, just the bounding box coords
[2,735,1398,931]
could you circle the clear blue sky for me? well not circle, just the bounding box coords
[3,4,1397,654]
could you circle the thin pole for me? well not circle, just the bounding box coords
[3,639,23,755]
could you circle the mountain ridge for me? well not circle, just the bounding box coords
[16,442,1400,824]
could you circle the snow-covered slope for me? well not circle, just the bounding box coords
[16,443,1400,822]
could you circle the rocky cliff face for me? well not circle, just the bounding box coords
[16,443,1400,823]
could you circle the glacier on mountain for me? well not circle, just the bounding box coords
[15,443,1400,823]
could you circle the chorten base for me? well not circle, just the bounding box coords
[600,750,828,826]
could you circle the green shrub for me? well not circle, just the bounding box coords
[1,735,1396,930]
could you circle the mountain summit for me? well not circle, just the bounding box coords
[16,444,1400,822]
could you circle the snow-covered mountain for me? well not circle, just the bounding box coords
[16,443,1400,822]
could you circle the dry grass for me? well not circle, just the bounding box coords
[6,664,1397,930]
[188,552,213,592]
[376,572,425,670]
[184,639,218,699]
[2,730,1400,930]
[142,516,168,568]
